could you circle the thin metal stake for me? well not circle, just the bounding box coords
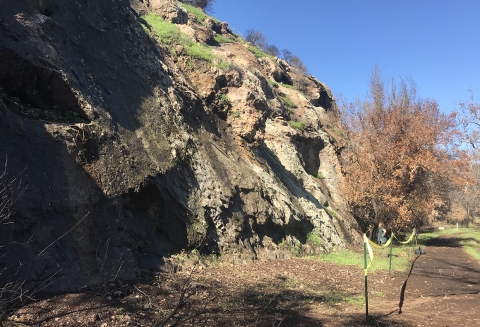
[389,236,393,276]
[364,235,369,323]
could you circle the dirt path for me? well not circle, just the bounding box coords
[372,235,480,327]
[4,235,480,327]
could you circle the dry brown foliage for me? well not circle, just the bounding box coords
[340,69,471,231]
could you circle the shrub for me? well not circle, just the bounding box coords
[0,159,27,322]
[290,121,305,130]
[244,29,266,48]
[264,44,280,57]
[279,238,303,257]
[306,230,323,247]
[219,94,230,105]
[282,49,308,73]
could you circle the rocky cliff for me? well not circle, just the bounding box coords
[0,0,360,292]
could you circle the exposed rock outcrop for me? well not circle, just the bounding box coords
[149,0,188,24]
[0,0,361,294]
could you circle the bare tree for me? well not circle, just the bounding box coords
[458,90,480,150]
[244,29,266,48]
[263,44,280,57]
[281,49,293,64]
[281,49,307,73]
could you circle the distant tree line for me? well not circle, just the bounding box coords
[244,29,307,73]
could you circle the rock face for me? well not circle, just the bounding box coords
[150,0,188,24]
[0,0,360,293]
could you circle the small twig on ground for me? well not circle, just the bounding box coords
[255,293,280,327]
[155,265,198,327]
[134,285,152,308]
[10,304,111,325]
[36,211,90,258]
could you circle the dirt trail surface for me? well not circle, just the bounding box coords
[3,235,480,327]
[381,235,480,327]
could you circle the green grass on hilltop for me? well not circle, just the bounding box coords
[214,34,236,44]
[139,13,182,45]
[178,2,211,23]
[184,42,214,61]
[140,12,216,63]
[248,45,271,59]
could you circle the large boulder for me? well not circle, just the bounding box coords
[307,77,335,110]
[149,0,188,24]
[194,24,214,44]
[204,18,231,35]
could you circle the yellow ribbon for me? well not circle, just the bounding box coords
[392,228,416,244]
[363,229,416,275]
[367,235,392,249]
[363,234,375,275]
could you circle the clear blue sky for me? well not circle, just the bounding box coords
[212,0,480,113]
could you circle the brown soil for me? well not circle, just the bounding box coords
[3,235,480,327]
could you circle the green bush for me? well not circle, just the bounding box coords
[290,121,305,130]
[306,230,323,247]
[279,238,303,257]
[220,93,230,105]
